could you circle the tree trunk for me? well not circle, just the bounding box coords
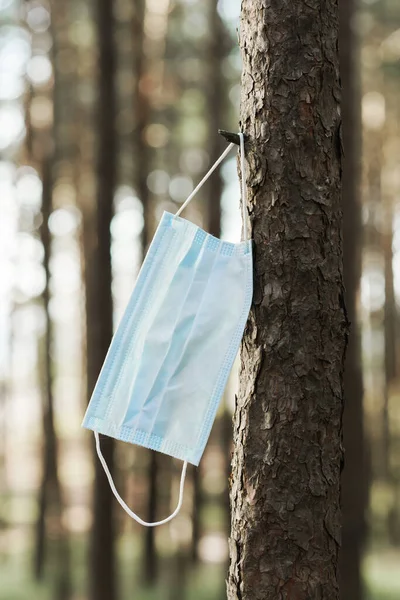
[338,1,366,598]
[383,212,397,390]
[228,2,347,599]
[85,1,117,599]
[191,465,202,563]
[132,0,152,252]
[32,4,71,592]
[35,156,71,600]
[143,452,158,583]
[131,0,160,583]
[190,0,227,565]
[34,105,59,592]
[383,206,399,544]
[383,201,396,484]
[205,0,225,239]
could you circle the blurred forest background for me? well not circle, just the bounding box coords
[0,0,399,599]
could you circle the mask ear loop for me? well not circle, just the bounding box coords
[175,133,248,243]
[94,431,188,527]
[238,132,248,242]
[175,142,235,218]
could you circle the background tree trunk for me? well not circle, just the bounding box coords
[85,1,117,599]
[205,0,225,239]
[190,0,227,565]
[32,5,71,593]
[35,156,71,600]
[132,0,152,253]
[383,195,398,545]
[228,2,347,599]
[339,1,366,598]
[143,453,158,583]
[131,0,161,583]
[34,92,60,593]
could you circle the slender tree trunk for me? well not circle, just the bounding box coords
[228,2,347,599]
[383,206,398,544]
[143,452,158,583]
[383,199,397,485]
[34,118,58,591]
[133,0,152,252]
[339,1,366,598]
[383,214,397,391]
[32,4,71,592]
[85,1,117,599]
[191,465,201,563]
[35,156,71,600]
[190,0,227,565]
[132,0,160,583]
[205,0,225,239]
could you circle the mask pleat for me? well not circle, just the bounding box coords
[104,218,183,425]
[154,251,247,453]
[142,238,220,447]
[119,226,205,433]
[90,215,175,417]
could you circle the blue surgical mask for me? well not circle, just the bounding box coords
[82,133,253,526]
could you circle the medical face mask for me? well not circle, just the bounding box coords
[82,133,253,526]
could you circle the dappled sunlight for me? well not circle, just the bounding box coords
[198,533,228,564]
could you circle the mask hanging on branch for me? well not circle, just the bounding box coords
[82,132,253,526]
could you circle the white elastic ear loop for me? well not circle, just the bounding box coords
[94,431,188,527]
[175,142,235,217]
[238,132,248,242]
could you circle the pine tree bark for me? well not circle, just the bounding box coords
[228,2,348,599]
[86,1,117,599]
[338,1,366,598]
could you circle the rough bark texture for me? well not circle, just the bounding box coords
[228,2,348,599]
[86,0,117,598]
[338,1,366,598]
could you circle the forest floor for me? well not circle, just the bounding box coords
[0,534,398,600]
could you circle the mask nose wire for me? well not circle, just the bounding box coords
[94,431,188,527]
